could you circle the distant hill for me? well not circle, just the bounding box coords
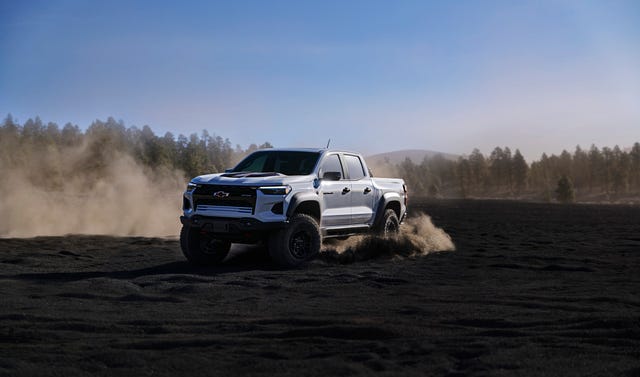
[366,149,458,166]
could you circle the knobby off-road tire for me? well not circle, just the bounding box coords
[376,209,400,237]
[180,225,231,266]
[268,214,321,268]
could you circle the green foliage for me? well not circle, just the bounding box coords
[1,114,269,181]
[468,148,489,194]
[555,175,575,204]
[489,146,513,192]
[512,149,528,194]
[392,142,639,201]
[3,113,639,202]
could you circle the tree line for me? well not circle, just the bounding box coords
[0,114,272,181]
[2,114,638,202]
[392,144,640,202]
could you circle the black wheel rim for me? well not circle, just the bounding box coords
[290,230,311,259]
[384,218,399,236]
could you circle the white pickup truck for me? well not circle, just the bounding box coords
[180,148,407,267]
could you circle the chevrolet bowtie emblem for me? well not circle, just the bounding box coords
[213,191,230,198]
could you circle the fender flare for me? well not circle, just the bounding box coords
[286,192,321,220]
[372,194,402,228]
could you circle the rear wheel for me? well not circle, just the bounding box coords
[268,214,321,268]
[180,225,231,266]
[377,209,400,237]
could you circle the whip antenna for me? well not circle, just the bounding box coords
[326,139,331,148]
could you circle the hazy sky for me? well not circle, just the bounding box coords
[1,0,638,160]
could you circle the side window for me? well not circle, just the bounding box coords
[344,155,365,180]
[321,154,343,178]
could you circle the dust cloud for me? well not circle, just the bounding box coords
[0,142,185,238]
[320,214,455,264]
[366,160,399,180]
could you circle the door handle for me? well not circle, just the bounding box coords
[342,187,351,194]
[364,187,372,194]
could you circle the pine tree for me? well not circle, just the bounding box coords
[555,175,575,203]
[612,146,630,196]
[512,149,528,195]
[457,157,471,198]
[572,145,589,189]
[588,145,603,193]
[469,148,488,194]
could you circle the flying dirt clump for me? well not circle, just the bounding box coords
[319,214,455,264]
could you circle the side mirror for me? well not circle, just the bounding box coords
[322,171,342,181]
[225,168,234,173]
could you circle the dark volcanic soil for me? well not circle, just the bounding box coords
[1,200,639,377]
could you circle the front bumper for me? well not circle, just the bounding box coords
[180,215,287,243]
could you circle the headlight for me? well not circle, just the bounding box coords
[186,183,198,192]
[259,185,291,195]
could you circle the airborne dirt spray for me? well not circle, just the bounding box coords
[317,157,456,263]
[320,214,455,264]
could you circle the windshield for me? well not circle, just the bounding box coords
[233,151,321,175]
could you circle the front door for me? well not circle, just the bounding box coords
[318,153,351,227]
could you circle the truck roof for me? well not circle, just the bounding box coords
[255,147,361,155]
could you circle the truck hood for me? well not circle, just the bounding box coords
[191,173,312,186]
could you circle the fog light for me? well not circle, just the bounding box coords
[271,202,284,214]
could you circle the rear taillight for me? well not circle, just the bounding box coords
[403,184,408,206]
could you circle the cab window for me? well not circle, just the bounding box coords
[320,154,343,178]
[344,155,366,180]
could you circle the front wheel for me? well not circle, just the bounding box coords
[180,225,231,266]
[268,214,321,268]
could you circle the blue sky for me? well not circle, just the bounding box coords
[1,0,639,160]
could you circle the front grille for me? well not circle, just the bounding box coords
[194,185,256,196]
[193,185,256,213]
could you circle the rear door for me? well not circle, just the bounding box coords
[318,153,351,227]
[343,154,375,225]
